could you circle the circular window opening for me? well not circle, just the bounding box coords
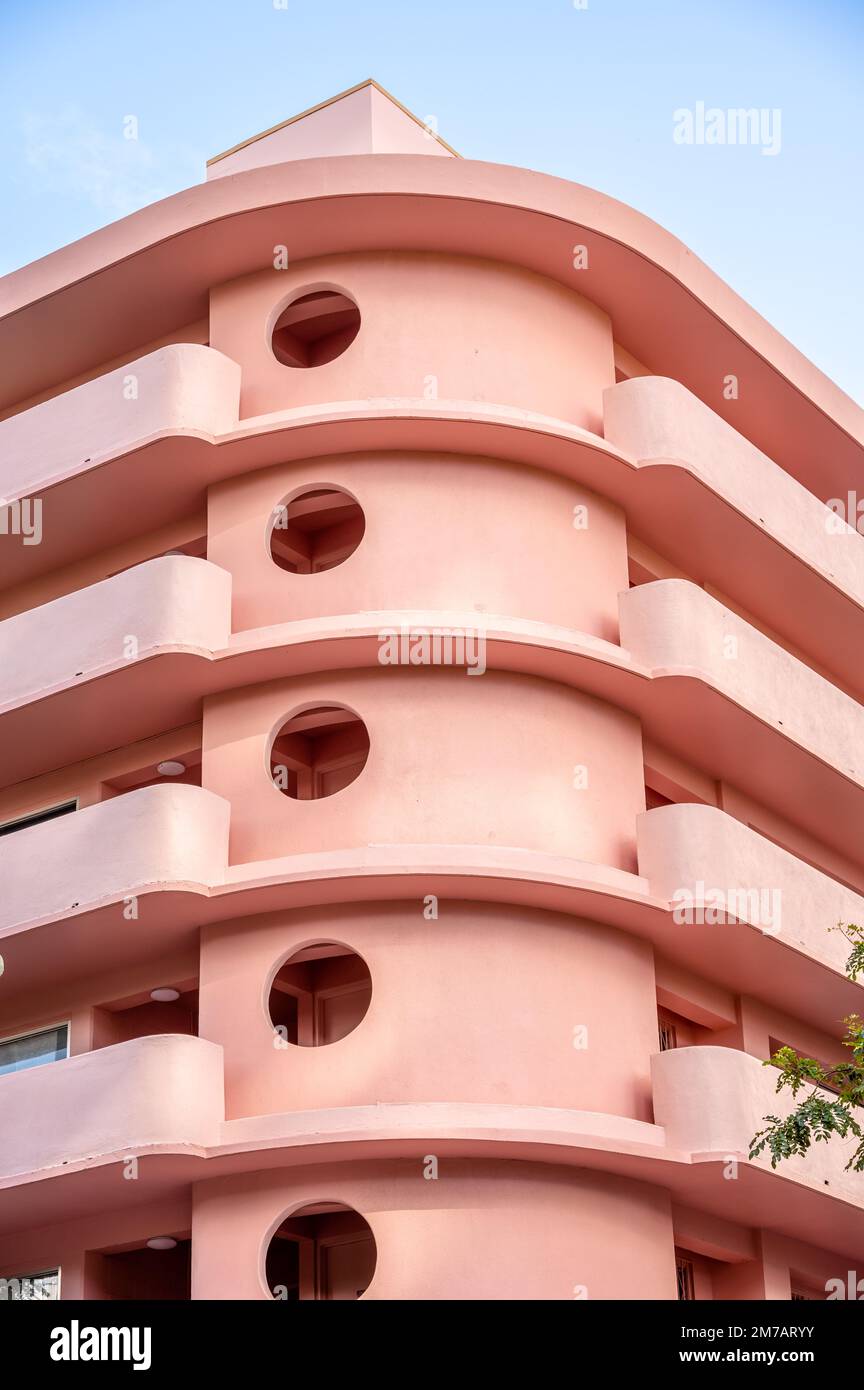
[267,1202,376,1300]
[271,290,360,368]
[270,705,369,799]
[269,941,372,1047]
[270,487,365,574]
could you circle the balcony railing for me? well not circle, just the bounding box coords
[652,1045,863,1208]
[0,1034,223,1183]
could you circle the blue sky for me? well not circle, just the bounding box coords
[1,0,861,402]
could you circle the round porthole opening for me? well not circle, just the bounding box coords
[267,1202,376,1300]
[271,290,360,368]
[269,941,372,1047]
[270,705,369,800]
[270,487,364,574]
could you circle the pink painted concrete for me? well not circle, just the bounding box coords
[202,666,646,870]
[207,81,455,181]
[198,901,658,1121]
[191,1160,677,1300]
[0,784,229,933]
[209,252,613,424]
[0,1197,192,1300]
[2,794,861,1042]
[638,803,863,979]
[605,375,864,611]
[5,348,861,694]
[0,1035,223,1182]
[0,556,231,710]
[207,453,627,640]
[653,1047,864,1210]
[1,154,858,501]
[620,579,864,792]
[0,344,239,521]
[1,81,862,1301]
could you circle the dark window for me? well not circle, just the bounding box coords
[0,1269,60,1300]
[0,801,77,838]
[658,1012,678,1052]
[0,1024,69,1077]
[676,1254,695,1301]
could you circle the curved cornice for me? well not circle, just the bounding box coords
[0,1091,861,1263]
[0,156,860,499]
[3,353,862,695]
[2,581,863,865]
[1,788,860,1033]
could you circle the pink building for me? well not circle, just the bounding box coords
[1,80,862,1302]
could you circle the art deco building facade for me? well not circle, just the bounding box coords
[1,80,862,1301]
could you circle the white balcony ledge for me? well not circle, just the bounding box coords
[0,343,240,506]
[2,354,860,702]
[0,782,229,934]
[4,575,860,869]
[605,375,864,603]
[0,791,861,1036]
[2,1088,861,1261]
[0,1034,223,1184]
[652,1046,863,1211]
[0,555,231,712]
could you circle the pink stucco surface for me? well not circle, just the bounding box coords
[210,251,612,424]
[192,1161,677,1300]
[206,81,455,181]
[207,452,627,640]
[0,82,862,1301]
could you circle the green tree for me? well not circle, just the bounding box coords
[750,922,864,1171]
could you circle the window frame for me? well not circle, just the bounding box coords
[0,1020,71,1078]
[0,799,78,838]
[675,1251,696,1301]
[0,1266,62,1300]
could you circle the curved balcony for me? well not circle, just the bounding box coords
[0,344,239,586]
[2,764,860,1034]
[3,1080,862,1265]
[619,578,864,864]
[1,154,858,503]
[5,343,860,703]
[0,555,230,781]
[1,554,231,710]
[637,803,864,1033]
[605,376,864,696]
[652,1046,864,1214]
[1,342,239,501]
[0,784,229,992]
[4,569,863,871]
[0,1034,223,1185]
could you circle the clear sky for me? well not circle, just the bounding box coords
[1,0,861,402]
